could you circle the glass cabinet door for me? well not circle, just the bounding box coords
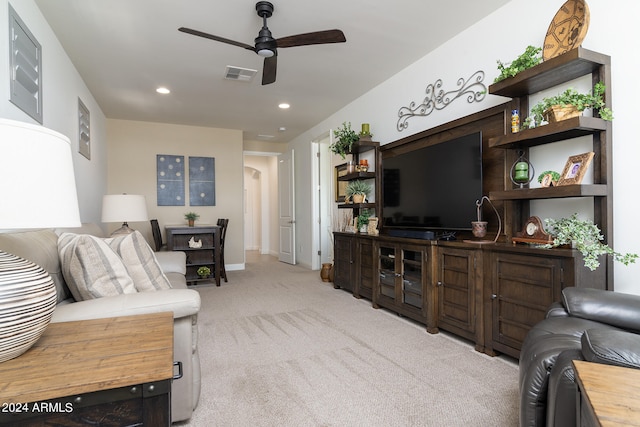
[402,249,423,308]
[378,245,396,299]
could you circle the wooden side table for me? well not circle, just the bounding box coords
[573,360,640,426]
[0,312,174,426]
[166,225,221,286]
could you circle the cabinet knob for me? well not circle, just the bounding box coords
[491,294,498,300]
[437,281,443,287]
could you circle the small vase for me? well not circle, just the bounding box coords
[320,263,332,282]
[188,219,195,227]
[471,221,488,238]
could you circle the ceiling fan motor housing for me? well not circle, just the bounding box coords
[255,2,276,56]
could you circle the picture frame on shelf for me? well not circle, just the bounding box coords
[335,163,348,202]
[557,151,594,186]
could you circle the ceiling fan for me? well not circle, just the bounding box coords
[179,1,346,85]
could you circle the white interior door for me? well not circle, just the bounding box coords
[278,149,295,264]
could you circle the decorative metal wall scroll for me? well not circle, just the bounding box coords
[397,70,487,131]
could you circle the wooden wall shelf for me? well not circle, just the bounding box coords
[490,184,608,201]
[488,116,608,149]
[489,47,610,98]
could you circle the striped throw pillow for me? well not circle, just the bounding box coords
[106,231,172,292]
[58,233,137,301]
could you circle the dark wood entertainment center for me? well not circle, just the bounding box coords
[333,47,611,359]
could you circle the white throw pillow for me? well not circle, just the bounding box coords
[106,231,173,292]
[58,233,137,301]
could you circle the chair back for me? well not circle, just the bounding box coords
[150,219,164,251]
[216,218,229,248]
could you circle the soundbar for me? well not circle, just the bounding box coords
[386,229,436,240]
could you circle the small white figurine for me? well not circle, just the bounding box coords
[188,236,203,248]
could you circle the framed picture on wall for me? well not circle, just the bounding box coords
[335,163,348,202]
[78,98,90,160]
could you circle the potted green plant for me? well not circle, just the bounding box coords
[537,170,561,186]
[345,180,371,204]
[197,266,211,278]
[184,212,200,227]
[493,45,542,83]
[543,214,638,271]
[357,209,372,233]
[524,82,613,128]
[330,122,360,159]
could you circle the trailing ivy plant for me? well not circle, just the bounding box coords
[330,122,360,159]
[524,82,613,129]
[494,46,542,83]
[543,214,638,271]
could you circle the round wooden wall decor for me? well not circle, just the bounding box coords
[543,0,590,60]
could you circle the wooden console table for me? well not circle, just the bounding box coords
[166,225,221,286]
[574,360,640,426]
[0,312,174,426]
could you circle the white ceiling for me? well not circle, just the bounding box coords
[35,0,510,144]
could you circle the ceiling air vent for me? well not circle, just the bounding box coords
[224,66,257,82]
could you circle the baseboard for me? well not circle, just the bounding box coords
[226,263,245,271]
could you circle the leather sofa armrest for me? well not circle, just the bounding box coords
[546,348,584,427]
[51,288,200,323]
[562,287,640,332]
[155,250,187,275]
[546,301,569,318]
[581,328,640,369]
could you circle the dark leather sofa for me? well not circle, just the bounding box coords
[519,287,640,426]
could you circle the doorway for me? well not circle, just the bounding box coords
[312,132,333,270]
[243,153,280,256]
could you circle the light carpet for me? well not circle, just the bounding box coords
[175,252,519,426]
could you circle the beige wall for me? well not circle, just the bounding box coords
[106,119,244,268]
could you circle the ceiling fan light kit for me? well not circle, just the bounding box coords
[179,1,346,85]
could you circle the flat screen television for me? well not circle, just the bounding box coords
[382,131,482,234]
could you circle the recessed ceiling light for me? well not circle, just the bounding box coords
[278,103,290,109]
[279,127,286,132]
[156,87,170,94]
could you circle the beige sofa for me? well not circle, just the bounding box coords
[0,224,201,423]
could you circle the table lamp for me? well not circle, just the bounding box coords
[0,118,81,362]
[101,194,148,235]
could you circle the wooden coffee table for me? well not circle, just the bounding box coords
[0,312,174,426]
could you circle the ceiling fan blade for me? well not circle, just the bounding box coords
[275,29,346,48]
[262,55,277,85]
[178,27,254,51]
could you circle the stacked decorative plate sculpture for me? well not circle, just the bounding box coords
[0,251,57,362]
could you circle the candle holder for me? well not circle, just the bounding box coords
[510,151,535,188]
[465,195,502,244]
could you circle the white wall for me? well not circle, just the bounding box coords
[0,0,107,224]
[106,119,245,268]
[289,0,640,294]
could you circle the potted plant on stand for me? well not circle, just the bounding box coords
[543,214,637,271]
[185,212,200,227]
[345,180,371,204]
[330,122,360,159]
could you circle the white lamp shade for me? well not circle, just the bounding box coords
[101,194,148,223]
[0,119,81,229]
